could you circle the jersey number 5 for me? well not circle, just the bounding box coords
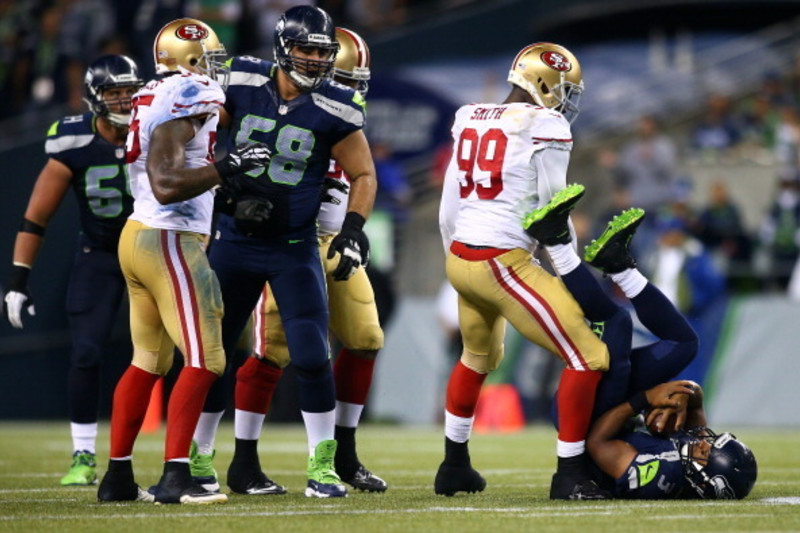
[456,127,507,199]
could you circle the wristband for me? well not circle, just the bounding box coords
[628,391,650,413]
[342,211,365,232]
[20,218,45,236]
[8,264,31,291]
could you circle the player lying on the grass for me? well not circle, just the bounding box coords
[524,185,757,499]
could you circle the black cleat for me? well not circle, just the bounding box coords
[549,472,612,500]
[339,463,388,493]
[522,183,586,246]
[584,208,645,274]
[97,461,154,503]
[227,466,287,495]
[152,463,227,504]
[434,462,487,496]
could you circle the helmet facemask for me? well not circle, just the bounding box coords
[196,43,229,89]
[680,428,757,499]
[276,38,338,91]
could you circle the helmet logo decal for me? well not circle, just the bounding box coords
[307,33,332,45]
[541,51,571,72]
[176,24,208,41]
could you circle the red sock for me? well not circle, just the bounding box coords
[333,348,376,405]
[445,361,487,418]
[556,368,602,443]
[109,365,160,458]
[164,367,218,462]
[235,357,283,414]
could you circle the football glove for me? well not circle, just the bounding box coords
[327,212,370,281]
[3,265,35,329]
[214,142,272,184]
[321,177,349,205]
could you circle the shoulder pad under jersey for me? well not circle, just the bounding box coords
[44,112,95,155]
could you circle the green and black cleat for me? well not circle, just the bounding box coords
[584,207,645,274]
[522,183,586,246]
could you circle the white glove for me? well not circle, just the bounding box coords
[4,290,35,329]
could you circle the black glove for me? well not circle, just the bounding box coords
[327,212,370,281]
[214,142,272,184]
[234,196,273,224]
[321,177,349,205]
[3,265,35,329]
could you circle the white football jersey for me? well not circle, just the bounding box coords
[317,159,348,236]
[126,70,225,234]
[439,102,573,251]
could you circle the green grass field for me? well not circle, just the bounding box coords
[1,422,799,532]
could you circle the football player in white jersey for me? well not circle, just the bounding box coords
[436,42,612,500]
[97,18,270,505]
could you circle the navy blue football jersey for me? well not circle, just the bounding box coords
[613,430,694,499]
[45,112,132,250]
[221,56,366,240]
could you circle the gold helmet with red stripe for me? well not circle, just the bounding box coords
[153,18,229,87]
[507,42,583,123]
[333,27,371,96]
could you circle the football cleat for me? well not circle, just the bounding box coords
[227,466,287,495]
[522,184,586,246]
[152,463,228,504]
[97,462,154,503]
[305,440,347,498]
[61,450,98,486]
[189,440,220,492]
[434,463,487,496]
[584,207,645,274]
[549,472,612,500]
[339,463,387,493]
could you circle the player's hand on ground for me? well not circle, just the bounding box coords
[321,177,349,205]
[214,142,272,183]
[3,265,35,329]
[328,212,370,281]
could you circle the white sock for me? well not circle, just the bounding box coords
[546,244,581,275]
[556,439,585,458]
[301,409,336,455]
[234,409,266,440]
[193,411,224,455]
[610,268,648,298]
[335,401,363,428]
[70,422,98,454]
[444,411,474,443]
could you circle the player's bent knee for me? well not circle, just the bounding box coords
[204,352,226,377]
[132,347,170,375]
[71,345,103,368]
[260,349,290,369]
[461,348,502,374]
[350,323,384,352]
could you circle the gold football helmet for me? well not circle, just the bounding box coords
[153,18,228,87]
[333,28,371,96]
[507,42,584,123]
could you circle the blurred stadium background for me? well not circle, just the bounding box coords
[2,0,800,430]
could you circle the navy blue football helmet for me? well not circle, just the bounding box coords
[84,55,143,127]
[274,6,339,91]
[681,428,757,499]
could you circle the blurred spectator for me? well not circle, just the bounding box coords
[739,93,781,149]
[0,0,38,118]
[773,104,800,180]
[757,174,800,291]
[645,215,726,319]
[248,0,314,57]
[615,114,679,214]
[690,94,741,159]
[131,0,187,81]
[760,70,796,108]
[187,0,242,52]
[372,140,412,265]
[690,179,753,288]
[10,4,65,111]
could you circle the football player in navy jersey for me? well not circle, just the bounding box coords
[525,188,756,499]
[193,6,377,499]
[3,55,143,486]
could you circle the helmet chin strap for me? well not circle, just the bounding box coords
[106,112,131,128]
[289,70,317,91]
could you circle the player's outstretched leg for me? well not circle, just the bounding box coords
[97,460,154,503]
[584,208,645,274]
[61,450,97,486]
[523,183,586,245]
[434,438,486,496]
[227,439,287,495]
[305,440,348,498]
[152,462,228,504]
